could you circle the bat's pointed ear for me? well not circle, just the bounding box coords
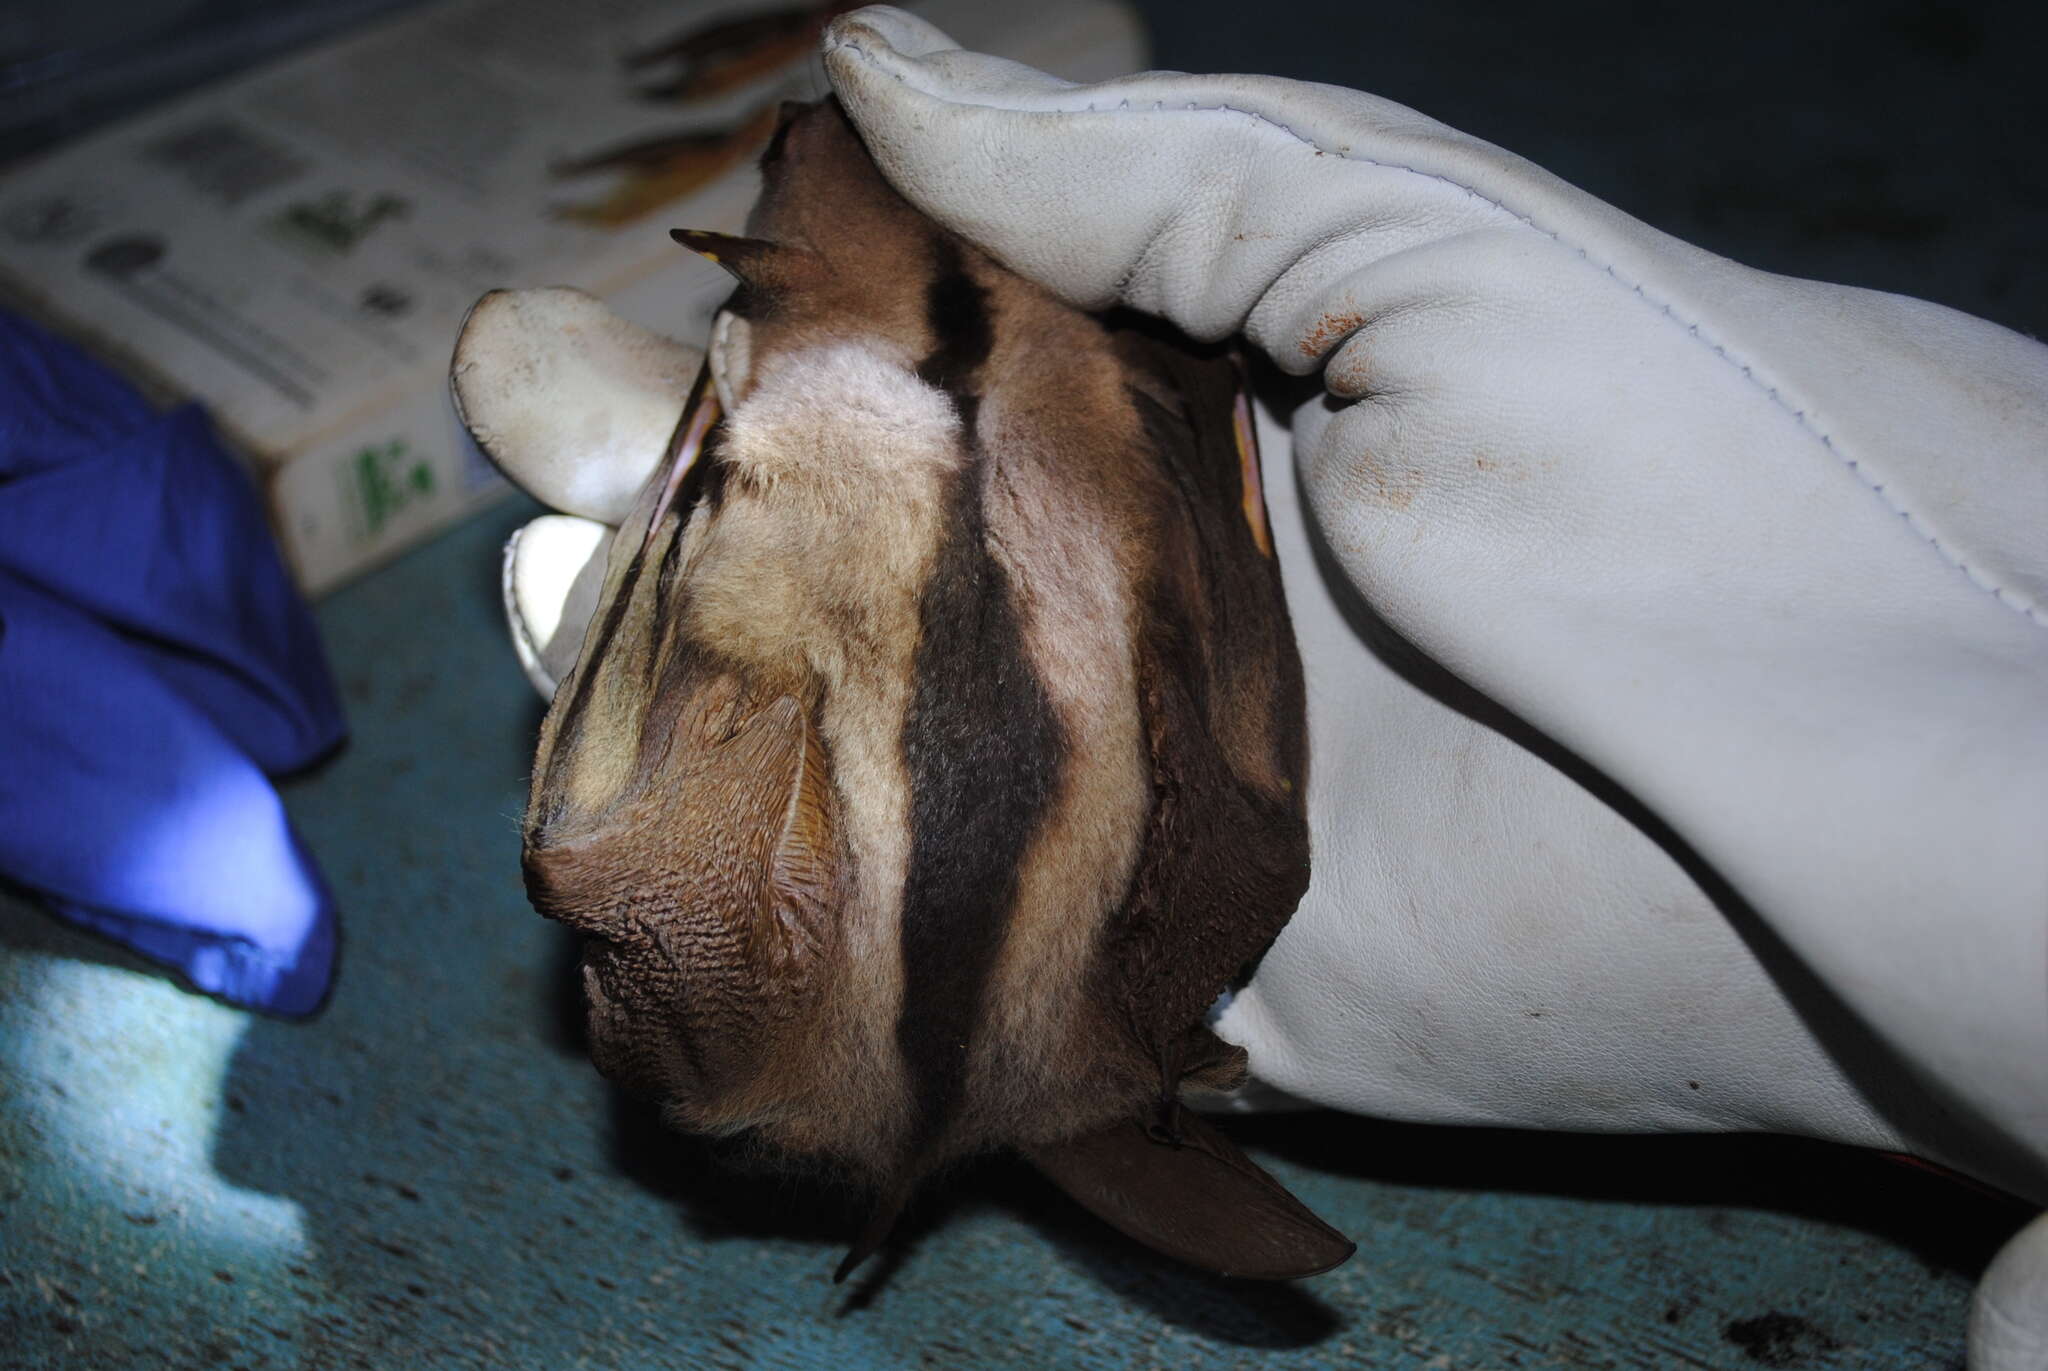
[1023,1110,1354,1280]
[670,229,819,292]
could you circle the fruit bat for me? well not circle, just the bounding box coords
[456,97,1350,1283]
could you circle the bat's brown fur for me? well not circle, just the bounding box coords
[521,101,1313,1236]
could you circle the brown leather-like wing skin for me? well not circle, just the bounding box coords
[1025,1111,1355,1280]
[1105,326,1311,1060]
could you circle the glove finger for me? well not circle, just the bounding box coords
[825,6,1536,353]
[453,287,700,524]
[504,514,613,699]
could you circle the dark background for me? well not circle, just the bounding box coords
[7,0,2044,338]
[1134,0,2047,341]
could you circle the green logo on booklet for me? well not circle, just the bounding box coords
[266,191,409,256]
[347,438,435,541]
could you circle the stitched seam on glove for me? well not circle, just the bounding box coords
[832,39,2046,631]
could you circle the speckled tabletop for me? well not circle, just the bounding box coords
[4,2,2045,1367]
[0,498,2030,1371]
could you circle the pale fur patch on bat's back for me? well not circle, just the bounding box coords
[972,422,1152,1134]
[676,338,964,1164]
[964,301,1156,1136]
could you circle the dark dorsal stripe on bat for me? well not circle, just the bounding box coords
[757,100,804,171]
[896,468,1062,1154]
[914,239,995,411]
[895,238,1061,1156]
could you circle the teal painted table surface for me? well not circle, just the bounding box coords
[0,500,2028,1370]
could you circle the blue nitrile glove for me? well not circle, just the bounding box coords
[0,309,347,1016]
